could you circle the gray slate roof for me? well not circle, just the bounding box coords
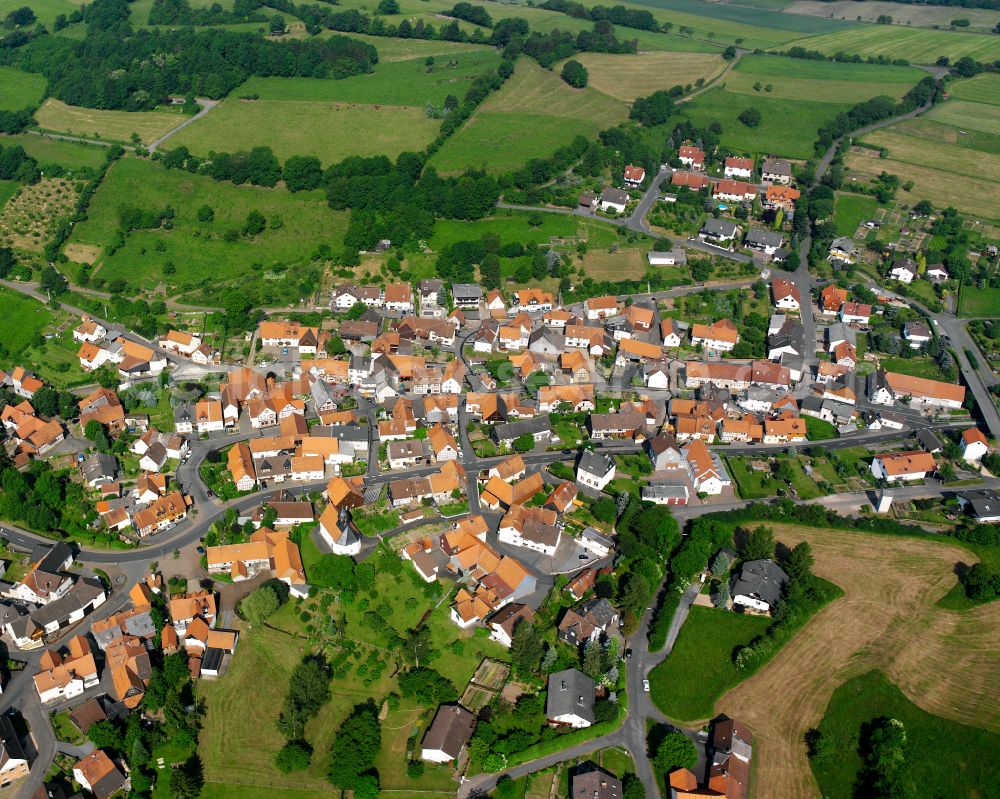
[729,559,789,609]
[578,450,614,479]
[546,668,595,723]
[701,218,740,239]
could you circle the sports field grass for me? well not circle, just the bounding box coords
[649,606,771,722]
[67,158,349,294]
[569,52,725,102]
[0,0,77,26]
[713,524,1000,796]
[786,24,1000,63]
[683,87,849,158]
[833,192,877,236]
[810,670,1000,799]
[725,54,923,103]
[785,0,1000,30]
[237,49,500,107]
[429,57,627,174]
[170,98,439,164]
[2,134,110,170]
[948,74,1000,106]
[0,67,46,112]
[34,99,187,146]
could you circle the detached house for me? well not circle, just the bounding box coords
[599,187,629,214]
[546,668,595,728]
[761,158,792,184]
[839,302,872,325]
[421,705,476,764]
[691,319,739,352]
[623,164,645,186]
[730,559,789,614]
[723,156,753,180]
[576,450,616,492]
[498,505,562,557]
[747,229,784,257]
[871,451,937,482]
[712,180,756,204]
[960,428,989,463]
[678,145,705,171]
[699,218,741,247]
[557,597,618,646]
[770,278,800,310]
[889,257,918,284]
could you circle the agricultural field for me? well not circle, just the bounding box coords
[785,0,1000,31]
[429,58,628,174]
[34,99,188,146]
[649,606,771,722]
[351,33,494,61]
[833,192,877,236]
[0,177,80,252]
[713,524,1000,797]
[569,51,725,103]
[66,157,349,296]
[850,109,1000,222]
[2,134,110,170]
[724,55,924,103]
[0,66,47,112]
[959,285,1000,318]
[810,670,1000,799]
[784,24,1000,63]
[682,87,849,158]
[949,74,1000,106]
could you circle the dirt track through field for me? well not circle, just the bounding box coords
[713,524,1000,799]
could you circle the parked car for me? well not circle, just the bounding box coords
[643,679,650,692]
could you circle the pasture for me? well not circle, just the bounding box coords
[2,134,110,170]
[169,99,440,164]
[711,524,1000,797]
[67,158,349,294]
[926,99,1000,137]
[725,54,923,103]
[785,24,1000,63]
[0,67,46,112]
[949,74,1000,106]
[810,670,1000,799]
[570,51,725,102]
[682,88,849,158]
[349,33,494,61]
[429,58,627,174]
[785,0,1000,31]
[0,0,77,26]
[34,99,187,146]
[236,49,501,107]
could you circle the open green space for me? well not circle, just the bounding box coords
[810,670,1000,799]
[959,285,1000,318]
[239,50,500,106]
[0,67,47,112]
[726,456,784,500]
[649,605,771,722]
[1,133,110,170]
[682,88,849,158]
[785,24,1000,63]
[927,99,1000,137]
[351,33,494,62]
[833,192,877,236]
[725,55,922,103]
[0,287,89,387]
[429,57,628,174]
[34,99,187,146]
[169,98,440,165]
[784,0,1000,30]
[0,0,77,26]
[67,157,349,298]
[948,74,1000,106]
[0,180,16,209]
[804,415,839,441]
[878,355,950,382]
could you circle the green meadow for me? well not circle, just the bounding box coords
[0,0,77,26]
[67,157,349,295]
[0,67,47,112]
[786,24,1000,63]
[1,134,110,170]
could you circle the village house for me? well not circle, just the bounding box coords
[871,451,937,482]
[497,505,562,557]
[73,317,107,344]
[546,668,595,728]
[867,370,965,409]
[206,528,306,589]
[672,171,710,190]
[678,145,705,171]
[748,229,784,258]
[33,635,99,704]
[683,439,731,495]
[961,428,990,463]
[623,164,645,186]
[731,559,789,614]
[488,603,534,648]
[770,278,800,310]
[690,319,739,352]
[699,218,741,247]
[713,179,757,204]
[557,597,618,646]
[584,295,621,320]
[73,750,128,799]
[576,450,616,492]
[420,705,476,763]
[598,187,629,214]
[828,237,856,264]
[764,184,800,213]
[839,301,872,325]
[512,288,553,314]
[132,491,189,536]
[761,158,792,184]
[903,320,932,349]
[820,284,848,313]
[0,716,29,787]
[724,156,753,180]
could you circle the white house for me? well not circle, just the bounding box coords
[546,669,595,729]
[497,511,561,557]
[599,187,629,214]
[647,249,686,266]
[420,705,475,763]
[770,278,800,311]
[839,302,872,325]
[871,451,936,482]
[576,450,616,492]
[724,156,754,180]
[889,258,917,284]
[903,321,932,349]
[961,428,990,463]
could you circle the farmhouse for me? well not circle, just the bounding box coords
[497,505,562,557]
[206,527,306,588]
[868,370,965,409]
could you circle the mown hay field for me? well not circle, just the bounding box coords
[785,24,1000,62]
[34,98,187,146]
[570,51,726,102]
[785,0,1000,30]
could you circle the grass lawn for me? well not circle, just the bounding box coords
[879,355,949,382]
[598,746,634,778]
[649,605,771,722]
[959,285,1000,317]
[927,99,1000,137]
[784,23,1000,62]
[34,99,187,146]
[169,97,439,165]
[788,458,823,500]
[727,54,923,104]
[810,670,1000,799]
[0,287,90,387]
[804,415,839,441]
[569,52,725,103]
[863,125,1000,182]
[0,67,47,111]
[199,786,329,799]
[67,157,349,297]
[351,506,401,536]
[682,88,850,159]
[1,133,111,170]
[349,33,493,62]
[50,711,84,745]
[833,192,877,236]
[429,58,628,175]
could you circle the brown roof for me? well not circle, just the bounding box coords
[422,705,475,759]
[875,451,937,476]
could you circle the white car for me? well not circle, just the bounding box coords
[643,679,650,692]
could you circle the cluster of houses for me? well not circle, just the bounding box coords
[74,317,168,379]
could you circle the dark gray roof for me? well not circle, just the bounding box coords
[201,647,225,672]
[701,218,740,238]
[422,704,475,759]
[451,283,482,301]
[546,668,595,723]
[601,187,629,205]
[746,228,783,248]
[30,577,106,629]
[493,416,550,442]
[312,424,369,444]
[916,429,944,452]
[34,542,73,574]
[572,766,622,799]
[730,559,789,609]
[761,158,791,177]
[173,404,194,423]
[576,597,617,627]
[958,489,1000,519]
[578,450,614,479]
[81,453,117,483]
